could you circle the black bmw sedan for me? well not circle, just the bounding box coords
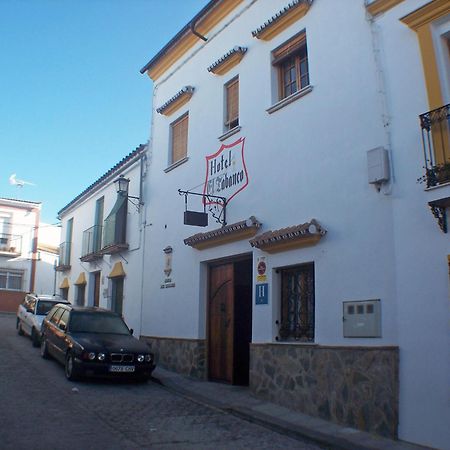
[40,304,155,381]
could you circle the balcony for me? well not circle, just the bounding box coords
[55,241,71,271]
[419,104,450,233]
[0,233,22,255]
[80,225,103,262]
[420,104,450,187]
[100,196,128,255]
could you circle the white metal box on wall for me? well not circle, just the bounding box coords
[367,147,390,184]
[343,299,381,337]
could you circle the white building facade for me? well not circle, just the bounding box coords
[138,1,449,448]
[56,145,147,333]
[0,198,41,312]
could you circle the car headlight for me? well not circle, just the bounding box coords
[97,353,106,361]
[137,354,145,363]
[88,352,96,360]
[145,354,152,363]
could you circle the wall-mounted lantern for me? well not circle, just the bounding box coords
[114,175,141,211]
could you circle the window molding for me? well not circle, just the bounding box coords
[267,85,313,114]
[207,46,247,75]
[400,0,449,110]
[164,156,189,173]
[156,86,194,116]
[218,125,242,142]
[249,219,326,253]
[252,0,313,41]
[366,0,404,17]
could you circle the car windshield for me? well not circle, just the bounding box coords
[36,301,60,316]
[69,312,130,335]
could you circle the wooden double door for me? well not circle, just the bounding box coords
[208,259,252,385]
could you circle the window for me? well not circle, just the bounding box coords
[60,287,69,300]
[170,113,189,165]
[75,284,85,306]
[278,263,314,341]
[111,277,124,316]
[94,197,104,252]
[225,77,239,131]
[0,269,23,291]
[273,31,309,100]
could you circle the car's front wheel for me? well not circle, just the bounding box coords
[40,338,49,359]
[65,353,80,381]
[17,319,24,336]
[31,328,40,347]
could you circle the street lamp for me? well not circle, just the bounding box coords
[114,175,141,211]
[114,175,130,196]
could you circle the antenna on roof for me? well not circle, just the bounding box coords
[9,173,36,188]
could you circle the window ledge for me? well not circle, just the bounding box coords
[266,85,313,114]
[164,156,189,173]
[218,126,241,142]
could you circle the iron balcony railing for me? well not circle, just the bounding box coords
[81,225,103,257]
[419,103,450,187]
[58,241,71,267]
[0,233,22,254]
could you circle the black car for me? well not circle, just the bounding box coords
[40,304,155,381]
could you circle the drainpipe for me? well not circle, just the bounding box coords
[190,18,208,42]
[29,207,40,293]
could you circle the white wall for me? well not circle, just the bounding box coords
[141,0,449,447]
[58,158,145,333]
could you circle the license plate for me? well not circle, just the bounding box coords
[109,365,135,373]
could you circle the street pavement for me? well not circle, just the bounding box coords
[0,313,325,450]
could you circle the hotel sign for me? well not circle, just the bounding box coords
[203,137,248,204]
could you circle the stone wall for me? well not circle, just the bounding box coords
[142,336,206,379]
[250,344,399,438]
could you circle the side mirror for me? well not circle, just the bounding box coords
[129,328,134,335]
[59,323,67,332]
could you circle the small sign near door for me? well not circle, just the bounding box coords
[255,283,268,305]
[256,256,267,283]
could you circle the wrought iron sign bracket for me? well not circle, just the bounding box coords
[429,201,448,233]
[178,189,227,227]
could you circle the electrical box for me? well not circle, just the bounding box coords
[367,147,390,184]
[343,299,381,338]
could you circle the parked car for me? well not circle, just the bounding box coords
[16,294,69,347]
[40,304,156,382]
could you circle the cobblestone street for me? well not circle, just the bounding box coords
[0,313,325,450]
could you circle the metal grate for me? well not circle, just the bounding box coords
[110,353,134,363]
[419,104,450,187]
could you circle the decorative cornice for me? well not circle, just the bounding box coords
[184,216,261,250]
[207,46,247,75]
[249,219,326,253]
[400,0,450,30]
[156,86,195,116]
[366,0,404,17]
[252,0,313,41]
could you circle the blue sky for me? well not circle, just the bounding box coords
[0,0,209,223]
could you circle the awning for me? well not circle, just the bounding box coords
[108,261,126,278]
[74,272,87,285]
[59,277,70,289]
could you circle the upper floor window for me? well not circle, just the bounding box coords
[225,77,239,131]
[273,31,309,101]
[170,113,189,165]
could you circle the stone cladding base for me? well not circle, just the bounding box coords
[249,343,399,438]
[141,336,206,379]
